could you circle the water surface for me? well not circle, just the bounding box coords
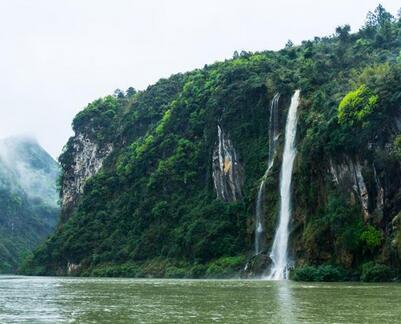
[1,276,400,323]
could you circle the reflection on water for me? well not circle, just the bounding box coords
[274,280,297,323]
[1,276,401,323]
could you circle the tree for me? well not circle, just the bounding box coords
[366,5,393,28]
[126,87,136,97]
[336,25,351,42]
[338,84,378,128]
[113,89,125,99]
[285,40,294,48]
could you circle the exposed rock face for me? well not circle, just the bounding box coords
[330,157,369,220]
[391,213,401,254]
[61,132,112,218]
[212,125,243,202]
[373,163,384,217]
[241,253,272,278]
[67,262,81,275]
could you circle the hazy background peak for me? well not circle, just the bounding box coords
[0,0,399,158]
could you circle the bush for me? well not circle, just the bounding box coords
[203,256,246,278]
[165,266,186,278]
[292,266,319,281]
[317,265,347,281]
[90,263,141,277]
[206,264,224,278]
[337,84,377,128]
[212,256,246,268]
[292,265,347,282]
[189,264,207,278]
[360,262,394,282]
[360,225,382,250]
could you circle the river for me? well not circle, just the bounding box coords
[1,276,401,323]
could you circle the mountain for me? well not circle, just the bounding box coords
[23,6,401,281]
[0,136,59,273]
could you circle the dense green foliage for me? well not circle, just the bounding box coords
[23,6,401,280]
[291,265,348,282]
[360,262,395,282]
[338,84,378,127]
[0,189,57,273]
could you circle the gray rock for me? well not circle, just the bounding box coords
[241,253,272,278]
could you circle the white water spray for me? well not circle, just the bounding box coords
[255,93,280,255]
[267,90,300,280]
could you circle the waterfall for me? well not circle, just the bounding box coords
[268,93,280,170]
[267,90,300,280]
[255,93,280,255]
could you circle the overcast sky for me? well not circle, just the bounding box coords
[0,0,399,158]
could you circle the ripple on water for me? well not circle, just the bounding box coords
[1,276,401,323]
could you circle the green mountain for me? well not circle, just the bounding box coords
[0,136,59,273]
[23,6,401,281]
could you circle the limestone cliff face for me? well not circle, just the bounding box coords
[330,157,370,220]
[21,15,401,278]
[60,132,112,220]
[212,125,244,202]
[329,154,388,223]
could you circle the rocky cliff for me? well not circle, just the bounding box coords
[23,6,401,280]
[60,131,113,220]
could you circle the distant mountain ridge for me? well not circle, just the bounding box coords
[0,136,59,273]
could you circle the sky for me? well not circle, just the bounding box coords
[0,0,399,158]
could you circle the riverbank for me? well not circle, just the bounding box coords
[18,255,401,282]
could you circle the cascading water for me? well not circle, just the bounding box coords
[267,90,300,280]
[255,93,280,255]
[268,94,280,170]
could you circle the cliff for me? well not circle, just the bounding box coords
[22,6,401,280]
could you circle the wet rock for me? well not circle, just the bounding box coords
[391,213,401,248]
[67,262,81,275]
[212,125,243,202]
[241,253,272,278]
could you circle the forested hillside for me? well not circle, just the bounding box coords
[0,137,59,273]
[23,6,401,281]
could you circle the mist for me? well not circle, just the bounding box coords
[0,136,59,207]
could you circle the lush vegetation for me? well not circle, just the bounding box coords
[291,265,349,282]
[22,6,401,281]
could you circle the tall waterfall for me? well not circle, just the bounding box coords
[267,90,300,280]
[255,93,280,255]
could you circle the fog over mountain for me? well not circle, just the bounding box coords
[0,136,59,273]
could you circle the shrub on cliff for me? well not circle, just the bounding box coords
[360,262,395,282]
[292,265,348,282]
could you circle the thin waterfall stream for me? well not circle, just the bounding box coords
[267,90,300,280]
[255,93,280,255]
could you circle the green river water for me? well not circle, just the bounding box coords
[1,275,400,323]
